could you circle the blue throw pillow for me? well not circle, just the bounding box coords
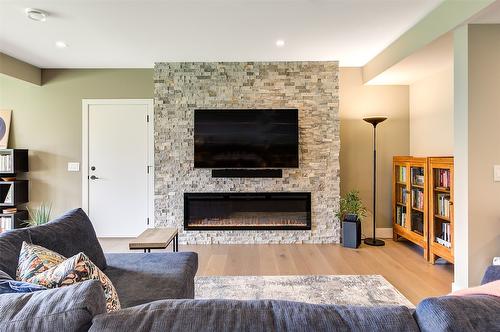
[0,280,47,295]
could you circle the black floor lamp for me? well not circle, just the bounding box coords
[363,116,387,246]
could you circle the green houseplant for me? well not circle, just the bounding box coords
[336,190,367,221]
[24,202,52,227]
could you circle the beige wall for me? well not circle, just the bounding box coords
[0,69,153,217]
[454,24,500,288]
[466,24,500,286]
[0,66,410,234]
[410,67,453,156]
[340,67,409,232]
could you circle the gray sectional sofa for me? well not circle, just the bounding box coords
[1,208,499,331]
[0,208,198,308]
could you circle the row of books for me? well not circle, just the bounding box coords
[0,154,13,173]
[397,166,407,183]
[436,222,451,248]
[0,216,13,233]
[395,206,407,227]
[436,194,451,218]
[436,169,451,189]
[411,167,425,186]
[411,189,424,210]
[398,188,408,205]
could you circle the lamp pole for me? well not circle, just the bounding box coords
[363,116,387,246]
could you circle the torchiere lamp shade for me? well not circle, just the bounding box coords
[363,116,387,127]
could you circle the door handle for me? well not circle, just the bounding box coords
[90,175,99,180]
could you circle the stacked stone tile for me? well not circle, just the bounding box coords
[154,62,340,244]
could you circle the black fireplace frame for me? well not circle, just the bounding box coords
[184,192,312,231]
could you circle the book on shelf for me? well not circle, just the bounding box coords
[0,154,12,173]
[0,216,13,233]
[398,166,406,183]
[411,189,424,210]
[436,222,451,248]
[436,169,451,189]
[436,193,451,218]
[398,187,408,205]
[411,167,425,186]
[3,185,13,205]
[2,207,17,214]
[396,205,406,227]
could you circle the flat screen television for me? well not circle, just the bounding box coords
[194,109,299,168]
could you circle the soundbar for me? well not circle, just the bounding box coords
[211,169,283,178]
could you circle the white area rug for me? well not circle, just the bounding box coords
[195,275,414,307]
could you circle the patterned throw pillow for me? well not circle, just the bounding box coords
[17,242,66,281]
[28,252,121,312]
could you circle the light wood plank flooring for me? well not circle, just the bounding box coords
[99,238,453,305]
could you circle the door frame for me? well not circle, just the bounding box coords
[82,99,155,231]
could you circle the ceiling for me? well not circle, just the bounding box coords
[0,0,443,68]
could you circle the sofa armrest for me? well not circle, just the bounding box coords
[0,280,106,331]
[482,265,500,284]
[415,295,500,332]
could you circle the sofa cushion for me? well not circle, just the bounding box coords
[482,265,500,284]
[28,208,107,270]
[29,252,121,312]
[0,228,31,279]
[0,280,106,331]
[90,299,419,332]
[104,252,198,308]
[415,295,500,331]
[17,241,66,281]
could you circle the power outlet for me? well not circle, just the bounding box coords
[67,162,80,172]
[495,165,500,182]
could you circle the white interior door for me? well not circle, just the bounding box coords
[83,100,153,237]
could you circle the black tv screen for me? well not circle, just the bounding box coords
[194,109,299,168]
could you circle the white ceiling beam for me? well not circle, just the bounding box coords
[362,0,497,84]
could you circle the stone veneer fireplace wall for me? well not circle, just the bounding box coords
[154,61,340,244]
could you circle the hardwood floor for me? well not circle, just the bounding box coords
[99,238,453,305]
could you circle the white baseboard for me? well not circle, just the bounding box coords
[362,226,393,239]
[375,228,394,239]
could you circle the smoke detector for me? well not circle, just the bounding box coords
[25,8,48,22]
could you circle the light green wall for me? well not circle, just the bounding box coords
[0,69,153,216]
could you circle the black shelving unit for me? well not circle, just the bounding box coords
[0,149,29,233]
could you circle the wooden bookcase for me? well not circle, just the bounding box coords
[428,157,454,264]
[392,156,429,260]
[0,149,29,234]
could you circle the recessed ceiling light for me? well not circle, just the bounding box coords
[25,8,48,22]
[55,41,68,48]
[276,40,285,47]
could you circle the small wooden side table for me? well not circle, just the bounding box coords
[129,228,179,253]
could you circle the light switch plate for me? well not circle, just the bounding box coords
[494,257,500,266]
[495,165,500,182]
[67,162,80,172]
